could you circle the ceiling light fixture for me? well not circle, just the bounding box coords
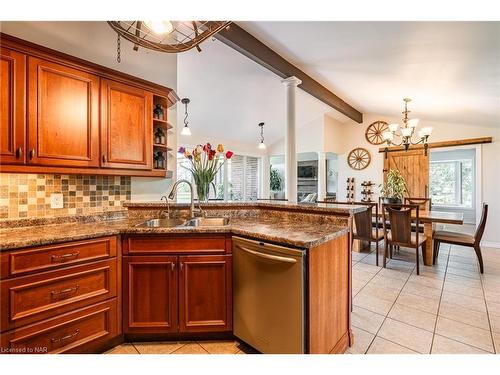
[181,98,192,136]
[143,21,174,35]
[382,98,432,158]
[258,122,266,150]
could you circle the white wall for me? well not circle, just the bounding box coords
[0,21,178,201]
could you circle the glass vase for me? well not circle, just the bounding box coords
[193,175,211,203]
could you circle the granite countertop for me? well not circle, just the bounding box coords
[0,215,349,251]
[0,202,366,250]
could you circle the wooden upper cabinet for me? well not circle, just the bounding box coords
[100,79,153,170]
[179,255,232,333]
[0,47,26,164]
[27,57,100,167]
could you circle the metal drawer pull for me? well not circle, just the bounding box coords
[16,147,23,159]
[51,285,80,298]
[51,329,80,344]
[51,251,80,263]
[237,245,297,264]
[29,149,36,159]
[171,262,175,271]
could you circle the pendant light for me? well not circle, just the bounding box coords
[181,98,192,136]
[258,122,266,149]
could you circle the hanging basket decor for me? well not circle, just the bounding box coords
[108,21,231,54]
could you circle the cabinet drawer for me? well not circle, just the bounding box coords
[1,236,118,279]
[123,234,230,255]
[0,299,119,354]
[1,259,117,331]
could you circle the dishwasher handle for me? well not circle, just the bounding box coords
[236,245,297,264]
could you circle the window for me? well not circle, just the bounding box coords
[177,150,260,202]
[429,159,473,208]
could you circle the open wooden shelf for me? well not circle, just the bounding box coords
[153,144,172,152]
[153,119,174,130]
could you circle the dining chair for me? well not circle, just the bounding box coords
[404,197,432,211]
[433,203,488,273]
[333,201,384,266]
[382,203,427,275]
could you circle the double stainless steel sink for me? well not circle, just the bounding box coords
[135,217,230,228]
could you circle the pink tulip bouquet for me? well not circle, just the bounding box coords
[178,143,233,201]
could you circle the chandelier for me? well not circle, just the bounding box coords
[382,98,433,156]
[107,21,231,60]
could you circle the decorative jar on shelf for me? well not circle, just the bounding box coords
[153,104,164,120]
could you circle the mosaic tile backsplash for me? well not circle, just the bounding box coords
[0,173,131,220]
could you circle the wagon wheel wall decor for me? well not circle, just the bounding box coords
[348,148,371,170]
[365,121,389,145]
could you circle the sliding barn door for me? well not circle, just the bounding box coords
[383,149,429,198]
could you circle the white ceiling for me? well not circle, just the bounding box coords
[239,21,500,127]
[177,38,348,147]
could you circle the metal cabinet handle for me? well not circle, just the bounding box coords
[51,329,80,344]
[51,285,79,298]
[236,245,297,264]
[180,262,183,271]
[15,147,22,159]
[51,251,80,263]
[171,262,175,271]
[102,154,107,163]
[29,149,36,159]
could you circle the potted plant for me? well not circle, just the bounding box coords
[380,169,407,204]
[270,165,284,199]
[178,143,233,202]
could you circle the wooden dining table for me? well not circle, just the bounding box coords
[370,209,464,266]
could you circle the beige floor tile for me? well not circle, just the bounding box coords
[366,337,418,354]
[105,344,139,354]
[407,274,445,289]
[443,280,483,298]
[378,267,411,281]
[484,288,500,304]
[441,291,487,313]
[369,275,407,290]
[171,342,208,354]
[446,273,482,289]
[133,341,185,354]
[346,326,375,354]
[488,314,500,334]
[435,316,494,353]
[493,333,500,354]
[396,291,440,314]
[353,293,394,316]
[353,269,376,283]
[431,335,491,354]
[352,252,368,262]
[352,277,369,292]
[487,301,500,317]
[402,280,442,299]
[438,302,490,330]
[197,341,241,354]
[353,262,381,275]
[378,318,433,353]
[446,266,481,280]
[356,284,400,303]
[352,306,385,334]
[388,303,437,332]
[413,268,446,279]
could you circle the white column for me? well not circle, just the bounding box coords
[261,155,270,199]
[317,152,327,201]
[282,76,302,202]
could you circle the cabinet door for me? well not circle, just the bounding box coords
[123,256,177,333]
[179,255,232,332]
[100,79,152,170]
[0,47,26,164]
[27,57,100,167]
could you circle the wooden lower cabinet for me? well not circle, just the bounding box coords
[123,253,232,336]
[1,299,119,354]
[123,256,177,334]
[179,255,232,332]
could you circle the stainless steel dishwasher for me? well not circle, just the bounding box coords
[232,236,305,354]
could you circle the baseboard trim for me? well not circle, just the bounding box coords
[481,241,500,249]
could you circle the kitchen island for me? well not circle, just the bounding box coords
[0,201,366,354]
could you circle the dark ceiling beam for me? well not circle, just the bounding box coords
[214,23,363,123]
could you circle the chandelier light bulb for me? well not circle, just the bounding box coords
[258,142,266,150]
[421,127,433,136]
[382,131,394,141]
[408,118,419,128]
[144,21,174,35]
[401,127,413,137]
[388,123,399,132]
[181,125,191,136]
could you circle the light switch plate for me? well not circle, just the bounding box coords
[50,193,64,209]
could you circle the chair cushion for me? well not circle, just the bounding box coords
[387,232,427,246]
[433,230,475,245]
